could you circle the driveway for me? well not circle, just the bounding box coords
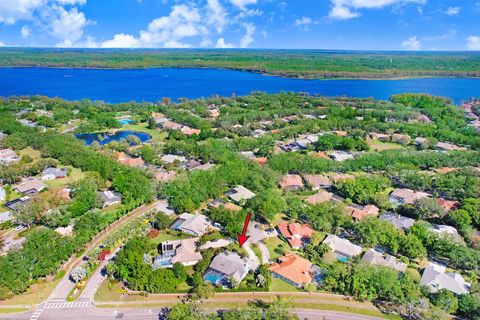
[243,243,260,270]
[257,241,270,264]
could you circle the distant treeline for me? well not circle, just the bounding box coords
[1,48,480,79]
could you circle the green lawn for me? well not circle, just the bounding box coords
[147,230,192,255]
[366,139,404,151]
[44,167,85,188]
[264,236,290,260]
[269,278,301,292]
[122,122,168,141]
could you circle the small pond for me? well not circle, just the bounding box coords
[75,130,151,146]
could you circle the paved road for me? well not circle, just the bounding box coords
[0,306,385,320]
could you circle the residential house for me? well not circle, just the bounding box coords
[161,154,186,164]
[152,112,168,124]
[436,142,467,151]
[369,132,391,142]
[279,175,304,191]
[41,167,69,181]
[181,126,201,136]
[303,174,332,190]
[115,152,145,167]
[207,109,220,118]
[420,262,470,295]
[323,234,363,261]
[240,151,256,160]
[99,190,122,208]
[0,211,12,224]
[162,121,183,130]
[362,249,407,272]
[391,133,411,144]
[415,137,429,148]
[389,188,430,206]
[154,169,176,183]
[227,185,256,203]
[379,213,415,231]
[153,238,202,269]
[170,213,211,236]
[279,142,302,152]
[305,190,334,205]
[4,197,30,211]
[208,199,242,212]
[13,179,47,194]
[0,149,19,164]
[277,222,313,249]
[429,224,461,240]
[330,151,354,162]
[269,253,315,288]
[0,187,5,202]
[345,204,380,220]
[252,129,266,138]
[153,199,175,216]
[436,198,459,211]
[185,159,202,170]
[204,251,254,287]
[310,151,332,161]
[191,163,215,171]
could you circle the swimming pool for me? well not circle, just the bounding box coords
[118,119,133,125]
[204,271,224,285]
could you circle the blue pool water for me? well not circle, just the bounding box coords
[118,119,133,125]
[204,271,224,285]
[75,130,151,145]
[0,67,479,104]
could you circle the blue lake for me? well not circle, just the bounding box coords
[0,67,479,103]
[76,131,151,145]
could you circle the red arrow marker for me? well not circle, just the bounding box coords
[237,212,251,247]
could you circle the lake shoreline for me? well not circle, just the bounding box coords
[1,65,479,81]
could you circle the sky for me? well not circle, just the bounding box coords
[0,0,479,50]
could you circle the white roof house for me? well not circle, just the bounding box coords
[153,199,175,216]
[429,224,462,240]
[171,213,211,236]
[379,213,415,231]
[205,251,256,286]
[330,151,354,162]
[161,154,186,164]
[0,187,6,202]
[227,185,256,203]
[362,249,407,272]
[323,235,362,260]
[389,189,430,206]
[0,149,19,165]
[0,211,12,224]
[420,262,470,295]
[99,190,122,208]
[41,167,68,181]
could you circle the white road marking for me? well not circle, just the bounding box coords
[44,301,91,309]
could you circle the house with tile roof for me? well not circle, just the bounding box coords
[99,190,122,208]
[345,204,380,220]
[279,175,304,190]
[305,190,334,205]
[303,174,331,190]
[0,149,19,165]
[277,222,314,249]
[269,253,315,288]
[420,262,470,295]
[389,188,430,206]
[115,152,145,168]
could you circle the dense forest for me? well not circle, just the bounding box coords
[1,48,480,79]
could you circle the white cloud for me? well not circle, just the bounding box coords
[215,38,233,48]
[49,5,90,47]
[328,0,426,20]
[444,6,460,16]
[21,25,31,38]
[206,0,228,33]
[229,0,257,9]
[295,16,313,26]
[56,0,86,5]
[101,33,139,48]
[240,22,254,48]
[0,0,44,24]
[467,36,480,50]
[401,36,421,50]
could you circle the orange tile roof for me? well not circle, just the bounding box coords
[269,253,313,287]
[255,157,268,165]
[436,198,460,211]
[277,222,313,249]
[116,152,145,167]
[310,151,332,160]
[305,190,333,205]
[345,204,379,220]
[279,174,304,189]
